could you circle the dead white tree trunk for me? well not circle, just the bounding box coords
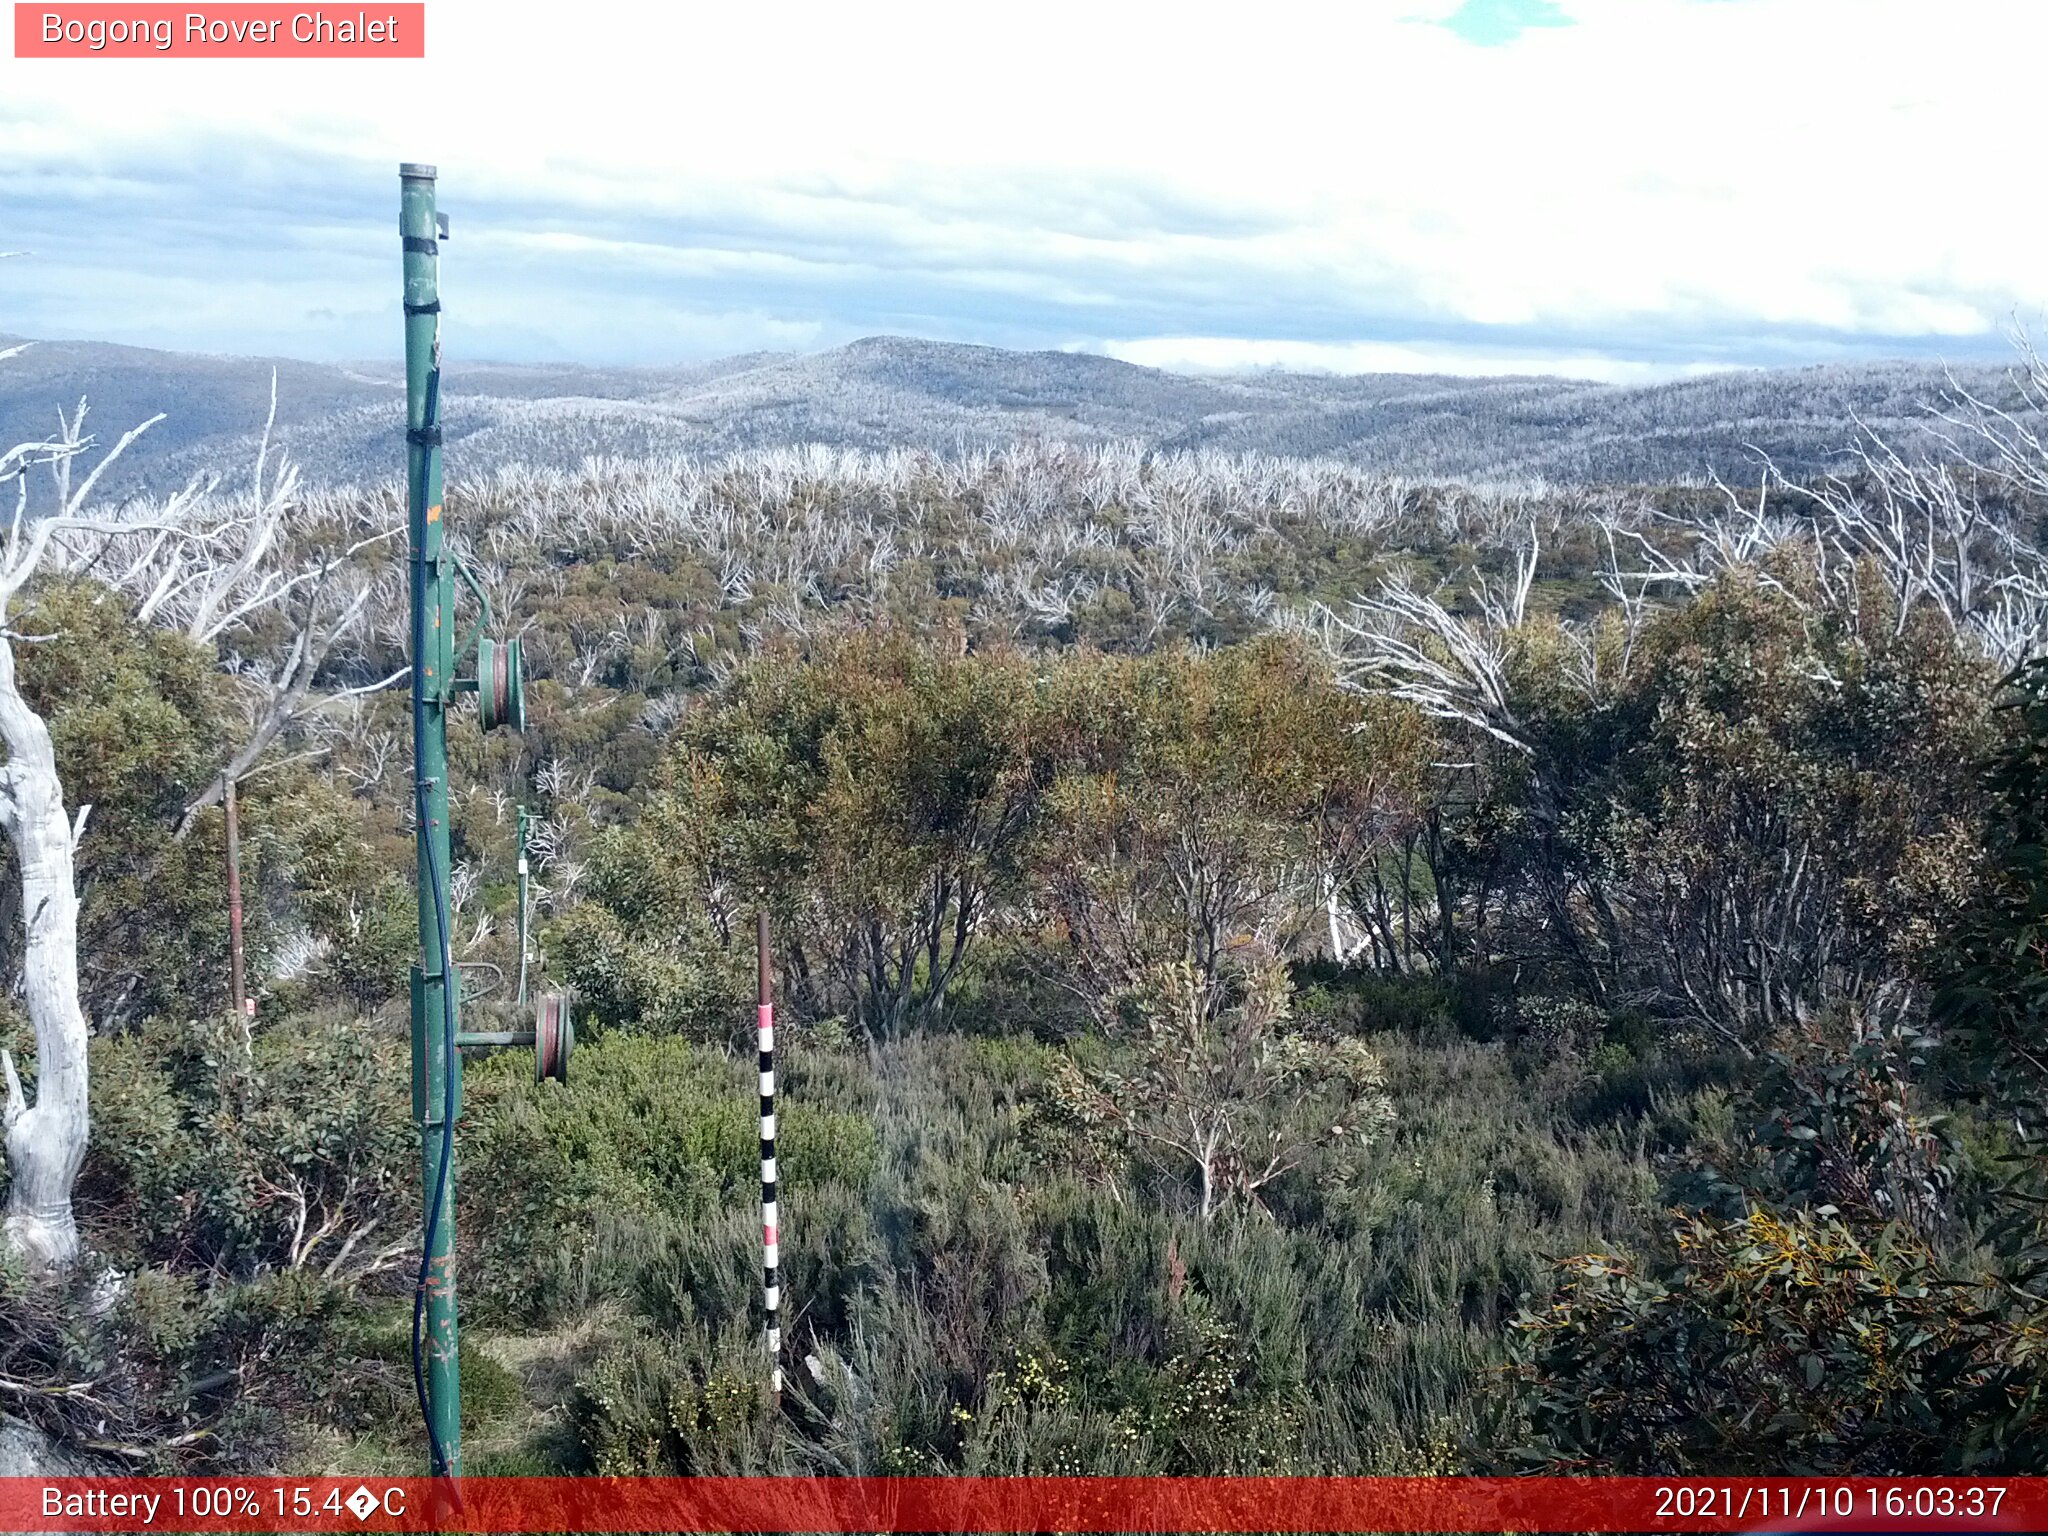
[0,630,88,1267]
[0,371,204,1266]
[0,302,276,1263]
[0,265,83,1264]
[0,343,402,1256]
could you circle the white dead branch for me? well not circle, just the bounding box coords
[55,376,410,837]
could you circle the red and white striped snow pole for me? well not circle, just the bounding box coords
[756,911,783,1403]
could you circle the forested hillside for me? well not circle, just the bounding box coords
[1,333,2035,494]
[2,351,2046,1477]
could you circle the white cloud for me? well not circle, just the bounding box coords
[1,0,2041,369]
[1091,336,1742,385]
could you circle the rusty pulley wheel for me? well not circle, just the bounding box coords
[534,990,573,1084]
[477,635,526,733]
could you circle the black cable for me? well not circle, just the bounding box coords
[408,356,460,1482]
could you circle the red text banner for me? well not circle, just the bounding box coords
[13,4,424,57]
[1,1476,2043,1533]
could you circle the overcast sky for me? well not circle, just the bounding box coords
[1,0,2040,381]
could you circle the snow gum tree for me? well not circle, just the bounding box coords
[0,335,384,1266]
[0,384,169,1266]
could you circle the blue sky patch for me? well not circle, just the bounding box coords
[1437,0,1574,46]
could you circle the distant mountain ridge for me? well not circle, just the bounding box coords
[0,332,2027,495]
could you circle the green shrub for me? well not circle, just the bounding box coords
[1506,1209,2048,1473]
[549,877,746,1043]
[81,1013,411,1279]
[459,1032,879,1326]
[570,1325,776,1475]
[1292,970,1457,1038]
[0,1253,391,1471]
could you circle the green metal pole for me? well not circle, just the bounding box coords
[401,161,462,1478]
